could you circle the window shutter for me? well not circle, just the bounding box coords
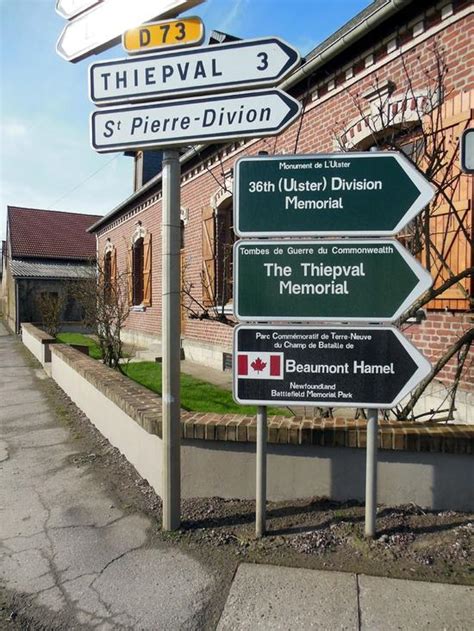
[142,233,152,307]
[421,95,473,310]
[127,244,133,306]
[202,206,216,307]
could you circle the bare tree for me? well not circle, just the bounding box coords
[332,41,472,421]
[72,261,130,370]
[36,290,67,337]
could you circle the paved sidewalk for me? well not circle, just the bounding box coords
[218,564,474,630]
[1,322,473,630]
[0,323,224,629]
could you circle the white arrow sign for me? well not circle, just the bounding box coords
[90,89,302,152]
[56,0,102,20]
[89,37,301,105]
[56,0,205,62]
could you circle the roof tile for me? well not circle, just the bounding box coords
[8,206,101,260]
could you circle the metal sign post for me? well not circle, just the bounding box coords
[365,408,378,538]
[256,406,267,538]
[161,149,181,531]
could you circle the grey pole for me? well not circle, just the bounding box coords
[365,407,378,538]
[161,149,181,531]
[256,405,267,538]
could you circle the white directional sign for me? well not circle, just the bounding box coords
[90,89,302,152]
[56,0,102,19]
[89,37,301,105]
[56,0,205,62]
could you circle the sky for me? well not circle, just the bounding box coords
[0,0,371,242]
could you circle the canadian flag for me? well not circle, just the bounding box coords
[237,352,284,380]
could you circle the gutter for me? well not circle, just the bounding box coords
[88,0,413,234]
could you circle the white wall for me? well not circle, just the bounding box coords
[47,345,474,512]
[22,325,48,365]
[51,349,163,495]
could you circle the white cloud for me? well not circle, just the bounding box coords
[1,120,27,138]
[216,0,249,33]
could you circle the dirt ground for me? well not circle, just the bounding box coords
[2,352,473,629]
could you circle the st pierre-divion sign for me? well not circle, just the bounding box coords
[90,89,301,152]
[235,152,435,237]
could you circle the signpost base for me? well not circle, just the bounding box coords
[365,408,378,538]
[162,149,181,531]
[256,405,267,538]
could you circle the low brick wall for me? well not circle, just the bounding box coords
[47,343,474,510]
[21,323,56,366]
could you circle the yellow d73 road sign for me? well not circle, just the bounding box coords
[123,17,204,54]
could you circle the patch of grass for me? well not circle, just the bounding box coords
[56,332,102,360]
[122,361,291,417]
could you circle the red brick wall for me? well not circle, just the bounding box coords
[403,311,473,388]
[96,5,473,387]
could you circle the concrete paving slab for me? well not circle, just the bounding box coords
[358,574,474,631]
[217,563,359,630]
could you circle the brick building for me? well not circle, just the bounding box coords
[88,0,473,412]
[1,207,101,333]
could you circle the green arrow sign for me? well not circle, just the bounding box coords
[234,239,432,322]
[235,152,434,236]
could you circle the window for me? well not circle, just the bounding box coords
[202,194,236,308]
[215,198,235,305]
[132,237,144,305]
[103,241,117,302]
[127,227,152,307]
[104,250,112,300]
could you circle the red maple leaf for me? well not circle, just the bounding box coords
[251,357,267,373]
